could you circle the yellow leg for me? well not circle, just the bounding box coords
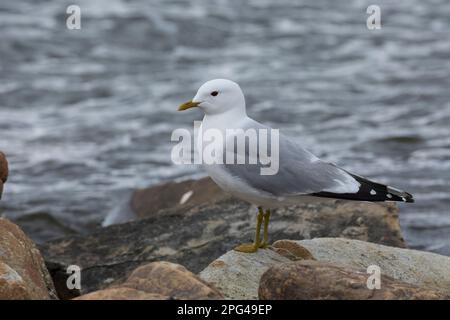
[259,209,271,248]
[234,207,264,253]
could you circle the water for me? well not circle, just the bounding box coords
[0,0,449,254]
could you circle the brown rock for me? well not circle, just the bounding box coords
[0,262,30,299]
[74,288,169,300]
[0,151,8,199]
[271,240,315,261]
[75,261,223,300]
[0,218,57,299]
[0,152,7,183]
[131,177,228,219]
[272,238,450,295]
[120,261,223,300]
[259,260,450,300]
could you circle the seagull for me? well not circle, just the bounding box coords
[178,79,414,253]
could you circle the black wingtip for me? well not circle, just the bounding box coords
[387,186,414,203]
[310,172,416,203]
[402,192,414,203]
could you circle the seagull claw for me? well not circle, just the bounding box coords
[259,242,268,249]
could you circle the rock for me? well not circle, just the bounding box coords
[130,177,405,247]
[75,261,222,300]
[0,218,57,299]
[40,178,405,296]
[74,288,169,300]
[199,249,292,299]
[103,177,228,226]
[119,261,223,299]
[130,177,229,219]
[271,239,316,261]
[273,238,450,295]
[0,151,8,199]
[259,260,450,300]
[199,238,450,299]
[15,212,77,244]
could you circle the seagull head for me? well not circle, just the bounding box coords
[178,79,246,116]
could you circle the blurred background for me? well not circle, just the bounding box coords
[0,0,449,255]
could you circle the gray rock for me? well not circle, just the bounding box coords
[129,178,405,249]
[199,249,291,299]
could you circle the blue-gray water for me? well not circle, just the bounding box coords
[0,0,449,254]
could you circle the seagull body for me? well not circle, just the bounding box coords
[178,79,413,252]
[199,114,346,209]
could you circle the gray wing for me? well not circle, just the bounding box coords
[222,119,361,197]
[222,119,414,202]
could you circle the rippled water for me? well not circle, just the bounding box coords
[0,0,449,254]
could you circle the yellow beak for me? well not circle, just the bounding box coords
[178,100,200,111]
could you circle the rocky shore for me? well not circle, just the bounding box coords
[1,152,449,300]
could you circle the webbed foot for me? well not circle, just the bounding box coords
[234,243,259,253]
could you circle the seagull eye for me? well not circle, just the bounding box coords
[210,91,219,97]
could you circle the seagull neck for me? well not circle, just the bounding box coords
[203,108,248,126]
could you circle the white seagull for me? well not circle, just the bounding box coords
[178,79,414,253]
